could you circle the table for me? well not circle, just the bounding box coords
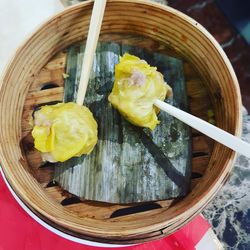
[0,0,249,249]
[203,107,250,249]
[0,171,221,249]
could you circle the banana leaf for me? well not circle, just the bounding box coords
[54,41,191,203]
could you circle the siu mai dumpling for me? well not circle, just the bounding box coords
[32,102,98,162]
[108,53,172,130]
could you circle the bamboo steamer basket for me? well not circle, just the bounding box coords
[0,0,241,245]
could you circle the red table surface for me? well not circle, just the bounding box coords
[0,173,210,250]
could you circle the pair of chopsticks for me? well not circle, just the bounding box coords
[76,0,250,158]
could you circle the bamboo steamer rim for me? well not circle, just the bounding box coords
[0,0,241,242]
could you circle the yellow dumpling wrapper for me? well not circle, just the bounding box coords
[32,102,98,162]
[108,53,172,130]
